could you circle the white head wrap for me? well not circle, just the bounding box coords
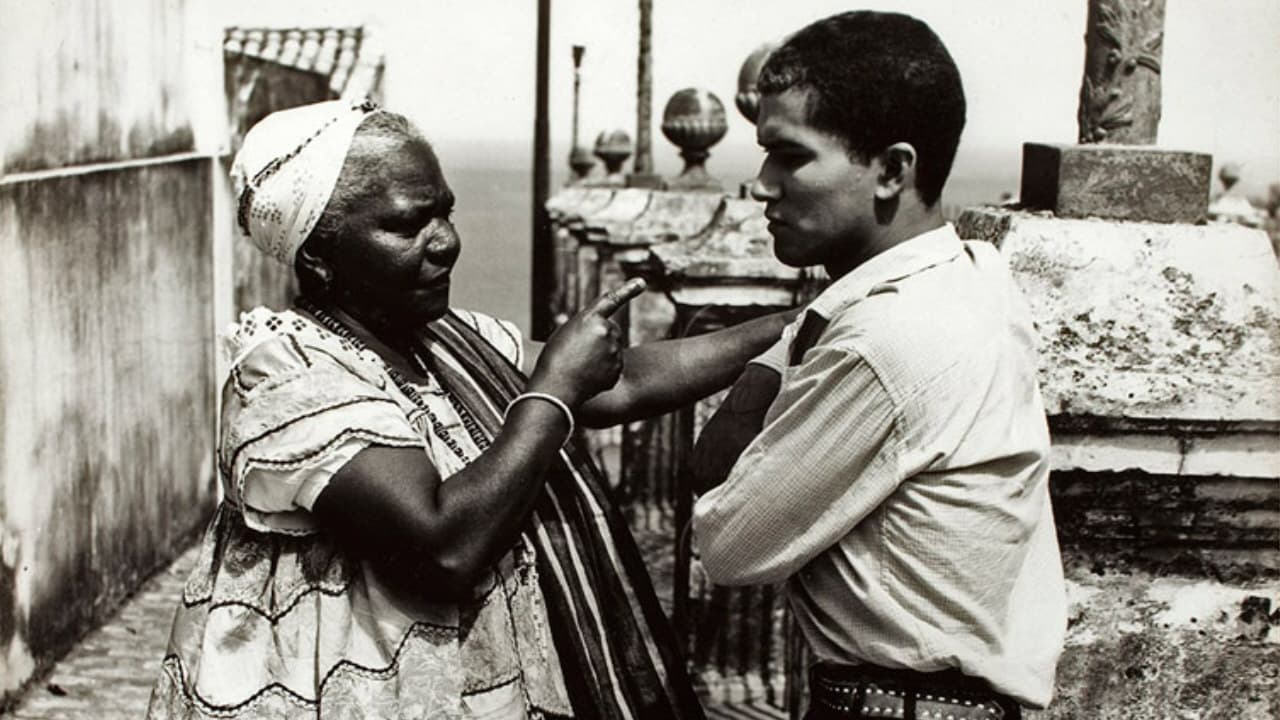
[231,100,381,265]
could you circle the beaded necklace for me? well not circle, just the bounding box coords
[295,298,483,462]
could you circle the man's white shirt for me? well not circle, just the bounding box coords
[692,224,1067,708]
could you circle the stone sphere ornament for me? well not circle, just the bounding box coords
[569,145,596,183]
[593,129,633,185]
[735,43,776,124]
[661,88,728,192]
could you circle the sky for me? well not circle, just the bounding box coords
[219,0,1280,194]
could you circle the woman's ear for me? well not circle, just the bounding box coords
[296,244,335,296]
[875,142,918,201]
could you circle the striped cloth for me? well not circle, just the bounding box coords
[421,313,705,720]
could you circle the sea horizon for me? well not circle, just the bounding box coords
[442,140,1277,338]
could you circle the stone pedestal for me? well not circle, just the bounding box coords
[959,208,1279,433]
[545,187,615,327]
[630,196,820,709]
[958,207,1280,719]
[1020,142,1212,223]
[546,188,726,489]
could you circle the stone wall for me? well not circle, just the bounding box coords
[0,160,219,700]
[0,0,224,704]
[959,208,1280,719]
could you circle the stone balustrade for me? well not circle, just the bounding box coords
[632,196,818,707]
[547,182,818,708]
[544,187,615,328]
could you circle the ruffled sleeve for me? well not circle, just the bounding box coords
[218,331,425,535]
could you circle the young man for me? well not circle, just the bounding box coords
[690,12,1066,720]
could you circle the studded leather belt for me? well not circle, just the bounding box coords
[808,663,1021,720]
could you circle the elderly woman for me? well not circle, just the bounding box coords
[147,100,793,720]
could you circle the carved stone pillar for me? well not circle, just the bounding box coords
[606,191,724,531]
[1022,0,1210,224]
[563,189,654,481]
[1077,0,1165,145]
[629,0,660,188]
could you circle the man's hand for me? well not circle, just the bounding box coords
[688,363,783,496]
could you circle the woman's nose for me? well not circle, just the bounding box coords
[426,221,461,264]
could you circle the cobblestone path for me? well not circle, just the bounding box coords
[4,535,783,719]
[4,548,197,719]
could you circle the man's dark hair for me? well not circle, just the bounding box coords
[758,11,965,206]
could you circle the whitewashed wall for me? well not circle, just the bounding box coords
[0,0,227,701]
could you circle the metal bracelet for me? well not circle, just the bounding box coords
[505,392,575,445]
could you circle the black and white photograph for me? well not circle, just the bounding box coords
[0,1,1276,718]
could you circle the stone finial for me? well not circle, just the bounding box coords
[1218,162,1242,192]
[569,145,596,183]
[735,43,776,124]
[662,89,728,192]
[594,130,633,185]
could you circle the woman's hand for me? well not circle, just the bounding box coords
[528,279,646,408]
[314,279,644,600]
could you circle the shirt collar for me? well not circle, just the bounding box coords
[807,223,964,320]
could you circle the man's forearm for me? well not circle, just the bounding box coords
[578,309,796,427]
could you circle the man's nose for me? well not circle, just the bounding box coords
[750,169,781,203]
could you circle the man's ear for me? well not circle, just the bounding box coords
[874,142,918,201]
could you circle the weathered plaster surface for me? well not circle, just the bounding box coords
[0,158,218,700]
[652,198,805,282]
[0,0,223,173]
[1052,431,1280,478]
[1029,564,1280,719]
[959,209,1280,423]
[582,188,653,245]
[626,190,722,247]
